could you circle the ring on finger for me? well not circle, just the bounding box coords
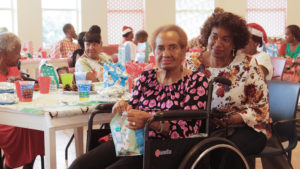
[131,121,136,126]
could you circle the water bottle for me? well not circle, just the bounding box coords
[49,76,57,91]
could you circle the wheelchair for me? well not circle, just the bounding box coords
[86,77,250,169]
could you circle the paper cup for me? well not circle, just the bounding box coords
[19,81,35,102]
[38,76,51,94]
[15,81,22,101]
[77,80,92,101]
[60,74,74,88]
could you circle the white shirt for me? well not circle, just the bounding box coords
[254,52,273,80]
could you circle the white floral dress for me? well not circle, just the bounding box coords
[193,50,272,139]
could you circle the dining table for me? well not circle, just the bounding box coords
[0,90,114,169]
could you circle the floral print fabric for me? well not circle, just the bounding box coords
[189,50,271,139]
[129,69,208,139]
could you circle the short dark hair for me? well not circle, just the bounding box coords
[63,23,73,34]
[89,25,101,34]
[151,24,187,50]
[84,31,101,44]
[134,30,148,41]
[287,25,300,41]
[200,12,250,51]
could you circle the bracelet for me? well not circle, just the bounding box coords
[159,121,165,133]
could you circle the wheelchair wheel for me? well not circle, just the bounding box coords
[178,137,249,169]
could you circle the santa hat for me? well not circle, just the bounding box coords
[247,23,268,43]
[122,26,133,35]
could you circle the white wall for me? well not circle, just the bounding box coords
[81,0,108,45]
[145,0,175,42]
[17,0,43,51]
[215,0,247,18]
[14,0,300,48]
[287,0,300,26]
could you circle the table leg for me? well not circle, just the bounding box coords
[44,128,56,169]
[74,127,84,157]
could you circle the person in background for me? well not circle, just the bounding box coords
[243,23,273,80]
[278,25,300,82]
[75,27,112,82]
[278,25,300,58]
[0,33,44,169]
[71,32,86,67]
[69,24,208,169]
[49,23,79,58]
[118,26,136,64]
[197,12,271,168]
[134,30,151,63]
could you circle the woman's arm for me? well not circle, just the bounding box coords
[236,59,271,137]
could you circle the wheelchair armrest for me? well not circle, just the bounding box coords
[153,110,208,121]
[95,102,115,111]
[273,117,300,126]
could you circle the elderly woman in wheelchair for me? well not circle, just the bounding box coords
[69,25,208,169]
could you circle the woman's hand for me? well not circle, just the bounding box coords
[86,72,98,82]
[213,113,243,128]
[126,109,152,130]
[112,100,132,115]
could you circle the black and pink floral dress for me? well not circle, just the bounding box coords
[129,69,208,139]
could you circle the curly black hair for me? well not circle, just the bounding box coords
[287,25,300,42]
[200,12,250,51]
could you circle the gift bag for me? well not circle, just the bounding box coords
[39,60,59,87]
[103,62,128,88]
[110,112,144,156]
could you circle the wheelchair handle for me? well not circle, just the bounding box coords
[95,102,116,111]
[153,110,208,121]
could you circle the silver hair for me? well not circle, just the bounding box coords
[0,32,21,53]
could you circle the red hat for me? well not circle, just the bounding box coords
[247,23,268,43]
[122,26,133,35]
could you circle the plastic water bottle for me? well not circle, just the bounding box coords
[49,76,57,91]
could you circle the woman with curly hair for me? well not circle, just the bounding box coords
[278,25,300,58]
[194,12,271,168]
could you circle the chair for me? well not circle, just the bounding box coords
[253,80,300,168]
[86,103,114,152]
[0,149,44,169]
[270,57,286,80]
[0,148,3,169]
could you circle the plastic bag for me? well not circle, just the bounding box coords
[110,112,144,156]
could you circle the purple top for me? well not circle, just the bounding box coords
[129,69,208,139]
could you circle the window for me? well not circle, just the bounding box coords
[0,0,17,33]
[176,0,214,40]
[107,0,145,45]
[42,0,81,47]
[246,0,287,37]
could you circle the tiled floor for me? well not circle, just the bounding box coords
[17,128,300,169]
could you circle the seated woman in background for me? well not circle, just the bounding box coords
[69,25,208,169]
[71,31,86,67]
[243,23,273,80]
[188,12,271,168]
[278,25,300,82]
[278,25,300,58]
[0,33,44,169]
[75,27,112,82]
